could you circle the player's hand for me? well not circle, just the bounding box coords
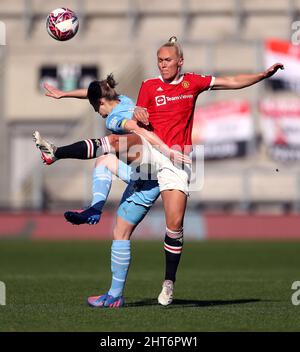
[264,63,284,78]
[44,83,65,99]
[170,150,192,165]
[133,106,149,125]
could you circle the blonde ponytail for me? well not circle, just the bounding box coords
[158,36,183,59]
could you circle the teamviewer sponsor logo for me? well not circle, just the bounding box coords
[155,95,166,106]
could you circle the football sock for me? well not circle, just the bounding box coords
[108,240,131,298]
[91,164,112,212]
[54,137,111,160]
[90,159,131,212]
[164,227,184,283]
[117,160,132,184]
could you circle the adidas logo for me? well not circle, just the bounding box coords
[157,87,163,91]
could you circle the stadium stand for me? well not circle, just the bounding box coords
[1,0,300,213]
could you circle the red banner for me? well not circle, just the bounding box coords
[260,98,300,161]
[192,100,255,159]
[265,38,300,92]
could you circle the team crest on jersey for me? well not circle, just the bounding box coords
[182,81,190,89]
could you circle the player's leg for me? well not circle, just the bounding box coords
[104,182,158,306]
[104,216,136,307]
[115,135,188,306]
[87,215,135,308]
[33,131,142,165]
[161,189,187,282]
[158,189,187,306]
[90,155,132,212]
[87,203,148,308]
[155,160,190,306]
[64,154,131,225]
[87,180,159,308]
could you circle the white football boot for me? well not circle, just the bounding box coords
[33,131,57,165]
[158,280,174,306]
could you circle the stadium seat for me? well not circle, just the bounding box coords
[242,0,292,12]
[0,0,24,15]
[241,15,290,40]
[84,0,131,15]
[2,19,24,43]
[137,17,182,44]
[214,43,258,72]
[87,17,130,43]
[43,162,94,204]
[180,46,210,73]
[250,172,298,202]
[188,16,237,41]
[135,0,183,14]
[29,0,79,14]
[187,0,237,13]
[190,159,248,205]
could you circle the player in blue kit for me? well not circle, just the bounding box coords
[63,90,156,225]
[34,74,187,308]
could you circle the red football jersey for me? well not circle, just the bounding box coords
[136,73,214,151]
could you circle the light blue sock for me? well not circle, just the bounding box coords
[108,240,131,298]
[91,161,131,212]
[117,160,131,184]
[91,164,112,211]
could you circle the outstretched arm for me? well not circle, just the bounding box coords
[212,63,284,90]
[123,120,191,164]
[43,83,88,99]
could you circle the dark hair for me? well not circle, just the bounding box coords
[87,74,119,104]
[158,36,184,59]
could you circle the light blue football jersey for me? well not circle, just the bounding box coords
[105,95,135,134]
[103,95,160,208]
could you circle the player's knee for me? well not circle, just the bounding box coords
[113,227,130,240]
[166,218,184,232]
[95,155,109,167]
[108,134,120,150]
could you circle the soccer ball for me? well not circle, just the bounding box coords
[46,8,79,41]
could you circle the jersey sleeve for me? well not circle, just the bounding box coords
[136,81,151,108]
[194,74,215,93]
[106,114,128,133]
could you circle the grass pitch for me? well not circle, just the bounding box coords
[0,239,299,332]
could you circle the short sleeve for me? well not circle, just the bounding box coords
[106,114,128,133]
[194,75,215,93]
[136,81,151,108]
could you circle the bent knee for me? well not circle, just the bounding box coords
[113,227,130,241]
[95,154,117,168]
[166,220,183,232]
[108,134,120,149]
[95,155,109,167]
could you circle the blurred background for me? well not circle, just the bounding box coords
[1,0,300,240]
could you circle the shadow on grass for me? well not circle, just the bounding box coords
[126,298,261,308]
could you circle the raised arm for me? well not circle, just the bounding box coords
[124,119,191,164]
[43,83,88,99]
[212,63,284,90]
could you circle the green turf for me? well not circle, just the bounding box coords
[0,240,299,332]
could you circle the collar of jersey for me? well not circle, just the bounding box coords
[107,95,131,117]
[158,74,184,85]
